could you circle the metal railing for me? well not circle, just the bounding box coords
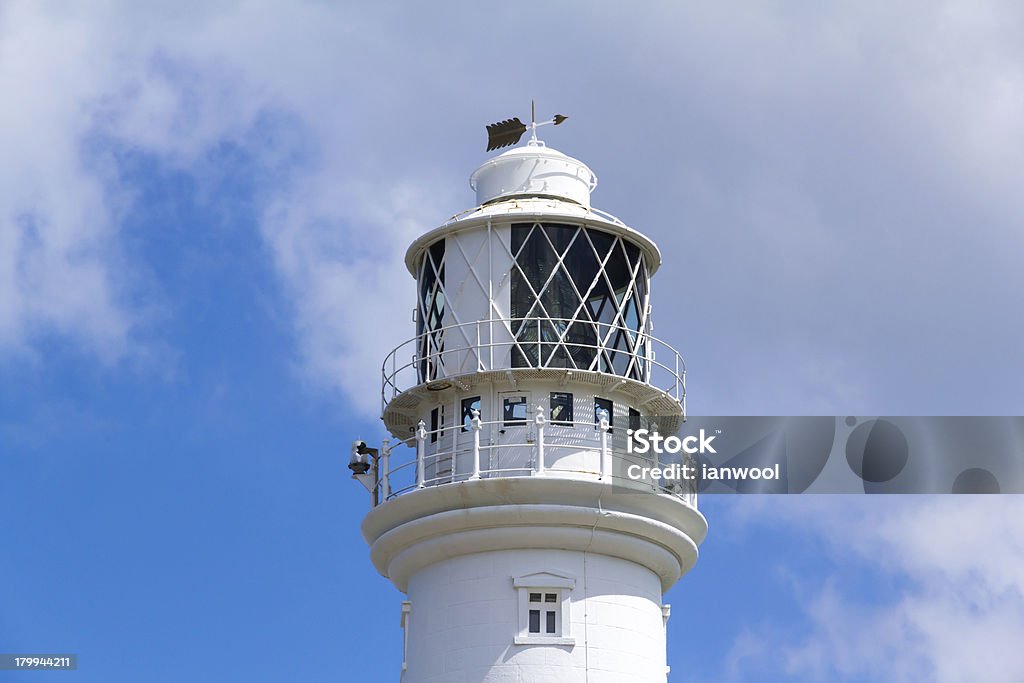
[381,317,686,413]
[442,199,628,229]
[367,408,698,509]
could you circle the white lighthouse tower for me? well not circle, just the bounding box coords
[349,115,707,682]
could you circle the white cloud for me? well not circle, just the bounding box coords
[5,1,1024,417]
[0,2,130,359]
[726,497,1024,683]
[0,1,456,413]
[260,177,452,418]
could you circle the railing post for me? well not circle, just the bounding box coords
[671,352,679,405]
[598,408,610,480]
[534,405,546,476]
[381,438,391,501]
[681,367,687,420]
[675,353,679,401]
[416,420,427,488]
[450,422,457,484]
[646,336,653,383]
[648,421,660,492]
[470,409,482,480]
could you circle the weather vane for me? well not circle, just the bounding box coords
[485,100,568,151]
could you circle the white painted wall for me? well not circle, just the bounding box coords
[402,549,668,683]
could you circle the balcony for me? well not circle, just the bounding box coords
[361,409,698,510]
[381,317,686,417]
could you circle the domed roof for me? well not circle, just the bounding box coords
[469,141,598,207]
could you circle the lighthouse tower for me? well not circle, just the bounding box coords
[349,118,707,682]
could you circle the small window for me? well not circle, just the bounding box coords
[430,406,445,443]
[461,396,481,432]
[503,396,528,426]
[400,601,412,671]
[628,407,642,448]
[628,407,642,431]
[550,392,573,426]
[594,397,613,433]
[514,572,576,646]
[527,591,562,635]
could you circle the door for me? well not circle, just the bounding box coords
[495,391,532,475]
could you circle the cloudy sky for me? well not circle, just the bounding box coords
[2,2,1022,681]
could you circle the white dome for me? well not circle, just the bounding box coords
[469,141,598,207]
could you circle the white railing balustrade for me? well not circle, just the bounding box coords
[367,414,698,509]
[381,317,686,413]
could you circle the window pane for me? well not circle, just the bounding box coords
[529,593,542,602]
[544,593,557,602]
[623,295,640,337]
[461,397,481,432]
[546,610,556,634]
[430,407,440,443]
[503,396,527,426]
[586,271,615,326]
[629,407,644,451]
[605,239,630,302]
[529,610,541,633]
[417,239,446,383]
[594,398,613,433]
[511,222,591,370]
[610,330,631,375]
[550,392,573,426]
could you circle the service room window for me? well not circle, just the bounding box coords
[527,592,560,634]
[629,407,641,448]
[513,572,576,646]
[430,405,445,443]
[550,392,573,426]
[503,395,528,427]
[594,397,613,433]
[461,396,481,432]
[400,601,411,671]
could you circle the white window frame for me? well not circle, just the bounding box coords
[400,600,411,672]
[513,571,575,646]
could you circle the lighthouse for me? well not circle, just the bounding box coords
[349,114,707,682]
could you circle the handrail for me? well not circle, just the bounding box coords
[441,198,627,228]
[381,317,686,414]
[371,412,698,510]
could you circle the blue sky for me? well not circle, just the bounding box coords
[2,2,1023,681]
